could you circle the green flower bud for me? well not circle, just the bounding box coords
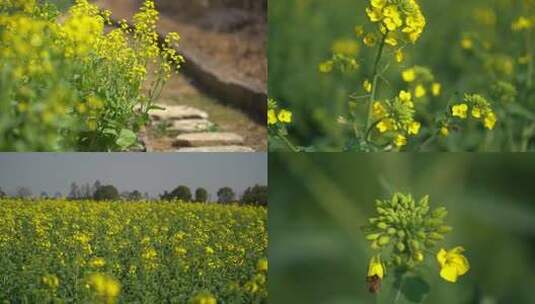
[429,232,444,240]
[425,240,436,247]
[377,222,388,229]
[413,251,424,262]
[418,195,429,207]
[366,233,381,240]
[410,240,420,250]
[394,255,402,265]
[378,235,390,245]
[417,231,426,239]
[438,225,453,233]
[377,207,387,215]
[371,240,380,250]
[397,230,406,238]
[432,207,448,218]
[396,242,405,252]
[387,228,396,235]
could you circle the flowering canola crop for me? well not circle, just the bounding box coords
[0,0,184,151]
[0,199,267,303]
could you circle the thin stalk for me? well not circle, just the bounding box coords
[366,33,388,132]
[277,131,299,152]
[526,29,533,90]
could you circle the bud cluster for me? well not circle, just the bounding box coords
[364,193,452,268]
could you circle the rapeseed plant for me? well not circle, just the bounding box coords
[363,193,469,300]
[0,0,184,151]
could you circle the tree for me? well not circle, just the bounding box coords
[0,187,6,198]
[93,185,119,201]
[16,186,32,198]
[217,187,235,204]
[91,180,102,196]
[169,185,192,201]
[68,182,80,200]
[241,184,267,206]
[54,192,63,199]
[128,190,142,201]
[160,190,170,200]
[81,183,92,199]
[40,191,49,199]
[195,187,208,202]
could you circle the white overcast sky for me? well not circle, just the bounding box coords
[0,153,267,197]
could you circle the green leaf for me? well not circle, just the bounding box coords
[115,129,137,150]
[400,275,430,303]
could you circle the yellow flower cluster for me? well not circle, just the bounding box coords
[512,16,535,31]
[402,66,442,100]
[372,91,421,148]
[87,273,121,303]
[0,0,185,151]
[451,94,497,130]
[365,0,426,46]
[0,199,267,302]
[268,98,293,126]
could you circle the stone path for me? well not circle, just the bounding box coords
[145,104,256,152]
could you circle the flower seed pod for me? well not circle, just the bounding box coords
[410,240,420,250]
[396,242,405,252]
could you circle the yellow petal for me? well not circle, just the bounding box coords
[436,248,447,266]
[440,266,459,283]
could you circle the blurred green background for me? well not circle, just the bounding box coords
[268,0,524,150]
[269,153,535,303]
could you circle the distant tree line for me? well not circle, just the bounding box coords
[0,182,267,206]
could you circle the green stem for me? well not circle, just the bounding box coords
[526,29,533,90]
[366,33,388,132]
[277,131,299,152]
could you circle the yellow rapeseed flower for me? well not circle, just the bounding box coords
[408,121,421,135]
[452,104,468,119]
[484,112,497,130]
[42,274,60,289]
[278,110,293,124]
[440,126,450,137]
[267,109,278,125]
[395,49,404,63]
[436,247,469,283]
[461,37,473,50]
[367,255,385,279]
[432,83,442,96]
[363,79,372,93]
[402,69,416,82]
[415,85,426,98]
[394,134,407,147]
[257,258,268,272]
[87,273,121,302]
[372,102,386,118]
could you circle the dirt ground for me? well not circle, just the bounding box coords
[95,0,267,85]
[95,0,267,151]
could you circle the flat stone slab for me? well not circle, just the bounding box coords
[150,104,209,121]
[176,146,255,152]
[167,119,214,134]
[174,132,244,147]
